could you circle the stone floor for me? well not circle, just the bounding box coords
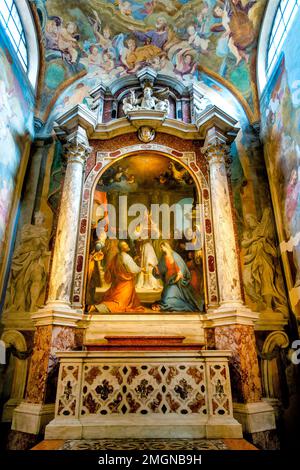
[32,439,257,451]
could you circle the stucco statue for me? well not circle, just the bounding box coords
[122,89,138,114]
[123,86,170,115]
[4,211,50,313]
[241,208,287,314]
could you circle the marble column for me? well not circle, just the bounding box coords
[47,127,91,310]
[202,129,243,310]
[11,127,90,437]
[202,127,276,443]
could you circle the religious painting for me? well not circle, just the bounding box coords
[86,155,205,313]
[31,0,266,118]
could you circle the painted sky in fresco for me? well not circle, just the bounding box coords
[30,0,266,122]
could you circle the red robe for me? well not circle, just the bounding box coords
[102,254,143,312]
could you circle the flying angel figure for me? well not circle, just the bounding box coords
[88,10,113,50]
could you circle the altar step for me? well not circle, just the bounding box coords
[86,335,205,351]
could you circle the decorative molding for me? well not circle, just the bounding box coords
[1,330,29,422]
[261,331,289,399]
[31,309,86,328]
[204,308,259,328]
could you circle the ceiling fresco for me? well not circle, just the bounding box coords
[30,0,267,125]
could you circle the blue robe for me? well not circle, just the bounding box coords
[154,251,204,312]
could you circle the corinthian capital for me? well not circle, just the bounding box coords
[201,141,230,166]
[64,127,92,165]
[201,127,231,165]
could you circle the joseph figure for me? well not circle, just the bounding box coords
[91,241,145,313]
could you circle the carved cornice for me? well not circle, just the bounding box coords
[52,98,240,145]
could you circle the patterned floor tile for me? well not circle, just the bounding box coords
[59,439,228,451]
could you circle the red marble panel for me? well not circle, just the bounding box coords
[208,255,215,272]
[76,255,83,273]
[205,219,212,234]
[95,162,102,172]
[203,189,209,200]
[190,161,199,173]
[109,150,122,158]
[171,150,184,157]
[80,219,87,234]
[215,325,262,403]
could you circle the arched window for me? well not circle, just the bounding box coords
[0,0,39,89]
[267,0,300,77]
[0,0,28,70]
[257,0,300,94]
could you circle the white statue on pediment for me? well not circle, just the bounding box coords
[122,86,170,115]
[123,89,138,114]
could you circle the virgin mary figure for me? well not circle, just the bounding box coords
[151,242,204,312]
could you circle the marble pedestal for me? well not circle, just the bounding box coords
[12,403,55,435]
[233,402,276,434]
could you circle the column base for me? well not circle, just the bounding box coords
[31,306,85,328]
[204,306,259,327]
[233,401,276,435]
[2,398,23,422]
[12,402,55,435]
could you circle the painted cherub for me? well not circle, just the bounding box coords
[174,49,197,79]
[212,1,255,65]
[89,10,113,51]
[118,1,133,17]
[57,21,80,64]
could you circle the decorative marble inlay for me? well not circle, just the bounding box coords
[53,354,234,422]
[209,364,230,416]
[57,365,80,417]
[79,363,207,416]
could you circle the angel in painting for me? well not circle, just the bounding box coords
[88,10,113,51]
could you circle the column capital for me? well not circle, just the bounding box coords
[201,126,231,165]
[64,126,92,165]
[202,142,230,165]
